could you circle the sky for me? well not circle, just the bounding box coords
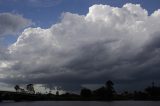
[0,0,160,93]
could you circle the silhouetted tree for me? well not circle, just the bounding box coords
[92,80,115,100]
[14,85,20,92]
[93,86,106,99]
[105,80,115,99]
[14,85,26,93]
[145,82,160,98]
[26,84,35,94]
[105,80,114,91]
[80,88,92,97]
[56,91,59,96]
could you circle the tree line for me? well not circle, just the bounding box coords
[0,80,160,101]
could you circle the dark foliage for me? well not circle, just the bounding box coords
[1,80,160,102]
[80,88,92,98]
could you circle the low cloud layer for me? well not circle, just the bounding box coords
[1,3,160,91]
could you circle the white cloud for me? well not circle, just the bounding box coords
[1,3,160,90]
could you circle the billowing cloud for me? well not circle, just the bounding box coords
[0,13,32,36]
[1,3,160,91]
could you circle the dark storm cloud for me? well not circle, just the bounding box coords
[128,32,160,81]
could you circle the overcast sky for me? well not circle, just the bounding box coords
[0,0,160,92]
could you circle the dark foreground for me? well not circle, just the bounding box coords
[1,101,160,106]
[0,91,160,102]
[1,80,160,102]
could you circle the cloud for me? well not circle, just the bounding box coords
[0,13,32,37]
[1,3,160,91]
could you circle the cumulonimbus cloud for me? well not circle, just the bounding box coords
[1,3,160,91]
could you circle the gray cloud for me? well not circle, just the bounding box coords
[1,3,160,91]
[0,13,32,36]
